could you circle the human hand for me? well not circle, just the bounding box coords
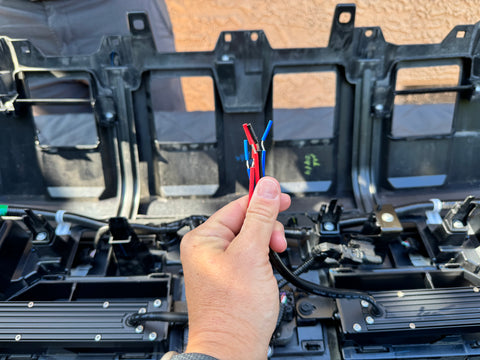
[180,177,291,360]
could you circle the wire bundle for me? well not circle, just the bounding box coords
[240,121,383,315]
[242,120,273,204]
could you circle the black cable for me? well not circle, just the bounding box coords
[336,201,464,228]
[6,207,207,234]
[278,254,327,289]
[126,312,188,326]
[395,203,433,215]
[131,216,207,234]
[6,207,106,228]
[395,201,459,215]
[269,249,384,316]
[338,217,368,228]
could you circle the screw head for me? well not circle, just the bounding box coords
[397,291,405,298]
[365,316,374,325]
[375,104,384,112]
[35,232,48,241]
[474,287,479,293]
[453,220,464,229]
[103,301,109,309]
[15,334,21,341]
[95,334,102,341]
[148,332,158,341]
[153,299,162,308]
[221,54,229,61]
[361,300,369,308]
[105,112,114,120]
[27,302,34,308]
[323,222,335,231]
[353,323,362,332]
[135,325,144,334]
[409,323,416,329]
[381,213,394,223]
[138,307,147,314]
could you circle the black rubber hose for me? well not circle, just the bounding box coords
[269,250,384,316]
[126,312,188,326]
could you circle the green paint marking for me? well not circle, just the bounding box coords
[303,153,321,176]
[0,205,8,216]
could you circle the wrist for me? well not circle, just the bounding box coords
[186,328,268,360]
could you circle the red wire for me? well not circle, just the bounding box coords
[242,123,256,146]
[252,150,260,184]
[248,163,255,205]
[243,122,262,205]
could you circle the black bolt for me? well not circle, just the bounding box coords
[299,302,315,315]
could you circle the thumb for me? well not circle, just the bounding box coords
[232,177,281,253]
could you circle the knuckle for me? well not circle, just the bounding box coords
[246,201,278,223]
[180,230,195,253]
[274,220,285,231]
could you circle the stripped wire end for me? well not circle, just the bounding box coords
[242,121,273,204]
[243,139,251,177]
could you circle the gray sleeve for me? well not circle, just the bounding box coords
[171,353,219,360]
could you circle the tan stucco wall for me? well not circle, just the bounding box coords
[165,1,480,110]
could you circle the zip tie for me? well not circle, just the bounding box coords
[426,198,443,225]
[55,210,66,224]
[430,198,443,213]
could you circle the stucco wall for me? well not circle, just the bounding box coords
[164,1,480,110]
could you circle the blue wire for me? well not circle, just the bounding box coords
[244,140,250,177]
[260,120,273,177]
[262,151,266,177]
[261,120,273,141]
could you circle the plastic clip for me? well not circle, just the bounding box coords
[426,198,443,225]
[55,210,71,236]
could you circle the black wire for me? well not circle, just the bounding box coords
[126,312,188,326]
[338,217,368,228]
[336,200,464,228]
[395,203,433,215]
[269,249,384,316]
[131,216,207,234]
[6,207,106,228]
[6,207,206,234]
[395,201,459,215]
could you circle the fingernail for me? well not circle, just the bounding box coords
[255,178,279,199]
